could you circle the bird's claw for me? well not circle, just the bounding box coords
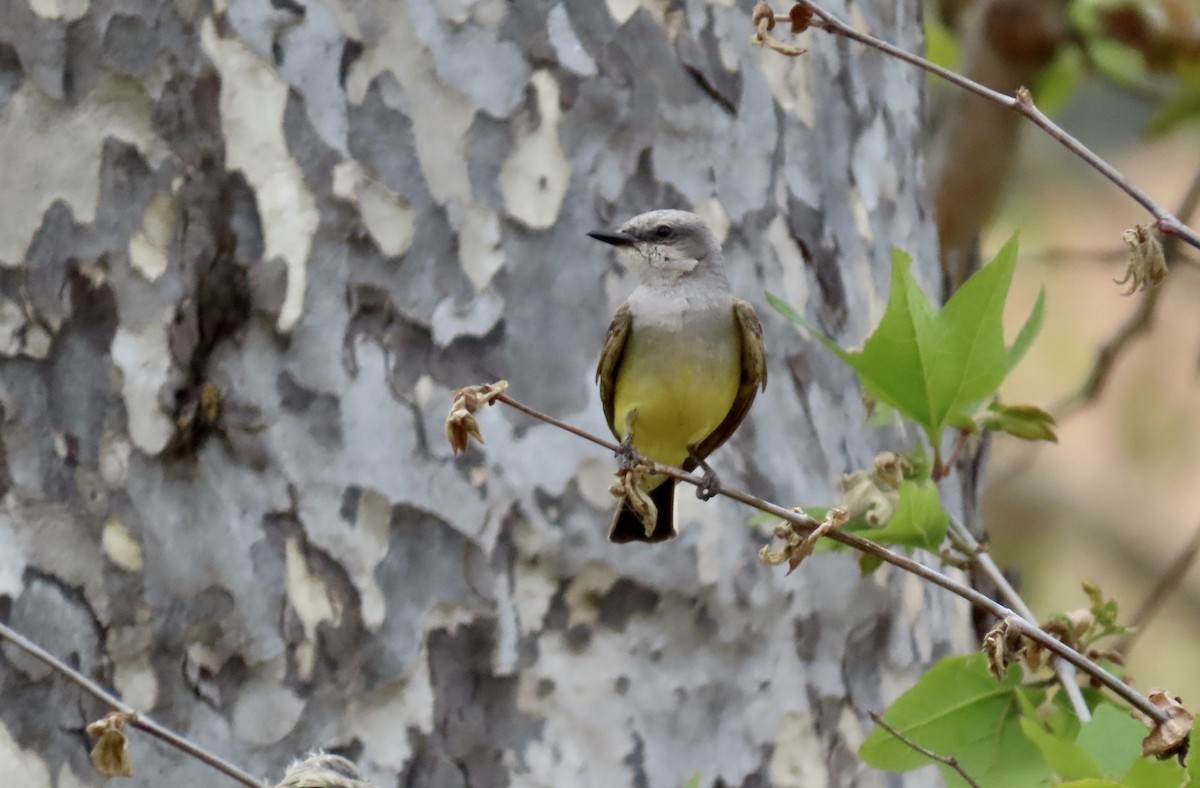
[696,467,721,501]
[615,435,641,469]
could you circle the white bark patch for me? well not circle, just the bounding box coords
[0,296,48,359]
[112,653,158,711]
[111,321,174,455]
[347,654,434,771]
[347,486,391,629]
[0,724,50,788]
[0,76,155,263]
[759,52,816,128]
[500,71,570,230]
[102,516,144,572]
[547,4,597,76]
[332,161,415,257]
[128,193,177,282]
[346,2,474,209]
[694,198,731,245]
[232,677,306,746]
[201,21,318,334]
[431,287,503,347]
[27,0,88,21]
[0,514,26,598]
[769,712,829,788]
[284,535,342,681]
[768,214,810,312]
[458,204,506,291]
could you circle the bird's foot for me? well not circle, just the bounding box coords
[615,435,641,469]
[689,453,721,501]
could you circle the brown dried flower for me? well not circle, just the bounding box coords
[1115,225,1167,295]
[1134,689,1194,760]
[760,507,847,574]
[445,380,509,454]
[982,616,1025,679]
[86,711,135,777]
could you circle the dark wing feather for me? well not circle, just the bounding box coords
[685,299,767,470]
[596,303,632,439]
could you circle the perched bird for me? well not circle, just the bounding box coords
[590,209,767,543]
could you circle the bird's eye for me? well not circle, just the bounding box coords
[654,224,673,239]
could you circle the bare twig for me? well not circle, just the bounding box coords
[868,711,982,788]
[491,392,1168,724]
[1119,520,1200,655]
[947,518,1091,721]
[774,1,1200,252]
[0,621,261,787]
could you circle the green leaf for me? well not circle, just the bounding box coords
[1187,717,1200,784]
[682,772,701,788]
[1056,781,1127,787]
[858,480,948,551]
[1148,85,1200,138]
[861,654,1053,786]
[1007,289,1046,373]
[1075,702,1147,778]
[979,401,1058,443]
[1033,47,1085,114]
[1124,754,1187,788]
[771,236,1039,441]
[1020,716,1102,780]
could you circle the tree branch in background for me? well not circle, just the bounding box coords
[1053,168,1200,419]
[754,1,1200,252]
[868,711,982,788]
[1119,520,1200,656]
[454,388,1171,725]
[0,621,260,787]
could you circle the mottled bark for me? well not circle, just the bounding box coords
[0,0,966,786]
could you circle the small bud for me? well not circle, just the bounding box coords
[1115,225,1167,295]
[789,3,814,33]
[86,712,135,777]
[445,380,509,454]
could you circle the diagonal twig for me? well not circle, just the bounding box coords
[0,621,261,787]
[868,711,982,787]
[1119,520,1200,655]
[493,391,1168,724]
[773,1,1200,252]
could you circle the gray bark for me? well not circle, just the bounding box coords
[0,0,967,786]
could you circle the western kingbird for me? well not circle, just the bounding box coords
[590,209,767,543]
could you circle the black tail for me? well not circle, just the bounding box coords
[608,481,677,543]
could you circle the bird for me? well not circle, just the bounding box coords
[590,209,767,543]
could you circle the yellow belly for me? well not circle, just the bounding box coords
[612,341,740,469]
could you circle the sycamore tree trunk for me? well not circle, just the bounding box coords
[0,0,968,785]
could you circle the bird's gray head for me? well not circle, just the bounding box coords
[588,209,723,283]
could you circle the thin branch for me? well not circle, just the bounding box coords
[947,518,1091,721]
[0,621,261,787]
[868,711,982,788]
[491,392,1168,725]
[779,1,1200,252]
[1119,520,1200,654]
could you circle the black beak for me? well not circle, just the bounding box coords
[587,230,637,247]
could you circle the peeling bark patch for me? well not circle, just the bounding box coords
[500,70,570,229]
[201,20,317,333]
[0,75,155,263]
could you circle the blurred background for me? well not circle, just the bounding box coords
[933,0,1200,713]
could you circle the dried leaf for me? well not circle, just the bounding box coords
[759,508,847,574]
[982,616,1025,680]
[1134,689,1194,759]
[86,712,135,777]
[1115,225,1167,295]
[445,380,509,454]
[751,1,775,32]
[610,464,659,538]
